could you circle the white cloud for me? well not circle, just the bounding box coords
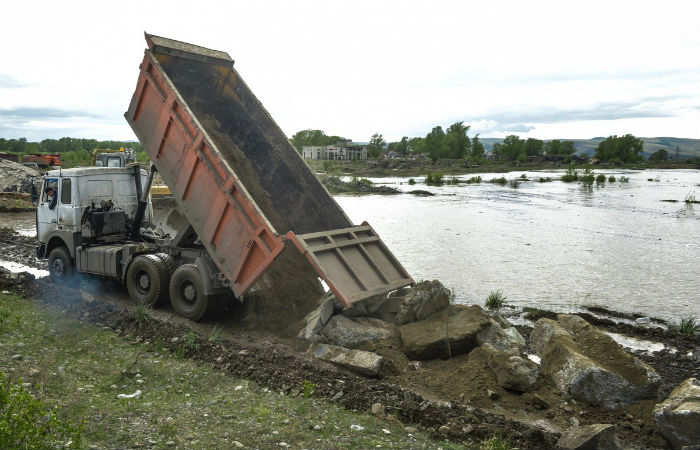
[0,0,698,141]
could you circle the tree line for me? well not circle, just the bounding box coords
[0,137,142,154]
[288,126,675,165]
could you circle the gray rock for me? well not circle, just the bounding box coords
[307,343,383,376]
[371,402,385,416]
[532,315,660,409]
[397,280,451,324]
[399,304,491,360]
[470,344,540,393]
[503,327,526,348]
[556,424,622,450]
[319,315,398,349]
[301,294,338,341]
[491,313,512,329]
[476,321,521,354]
[530,318,572,356]
[653,377,700,450]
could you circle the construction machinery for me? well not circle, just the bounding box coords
[91,147,136,167]
[23,153,61,168]
[36,33,413,320]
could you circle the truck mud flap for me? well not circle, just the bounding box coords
[287,222,414,308]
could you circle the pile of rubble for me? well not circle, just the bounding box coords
[298,280,700,450]
[0,159,40,193]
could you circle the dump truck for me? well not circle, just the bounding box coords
[23,153,61,168]
[92,148,136,167]
[36,33,413,319]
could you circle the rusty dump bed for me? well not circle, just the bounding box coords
[125,33,413,307]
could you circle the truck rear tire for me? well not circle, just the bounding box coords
[169,264,210,321]
[126,255,167,306]
[48,246,73,284]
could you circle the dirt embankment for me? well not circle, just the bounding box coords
[1,227,698,449]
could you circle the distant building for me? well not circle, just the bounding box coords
[302,140,367,161]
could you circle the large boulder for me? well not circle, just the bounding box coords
[469,344,539,393]
[319,315,398,349]
[399,304,491,360]
[531,315,660,409]
[556,424,622,450]
[299,293,338,341]
[307,343,383,376]
[653,377,700,450]
[396,280,451,325]
[476,320,523,353]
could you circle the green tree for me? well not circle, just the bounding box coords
[499,135,524,161]
[290,129,342,153]
[367,133,386,158]
[470,134,485,160]
[444,121,471,159]
[594,134,644,163]
[424,126,446,162]
[408,137,425,155]
[648,148,669,161]
[523,138,544,156]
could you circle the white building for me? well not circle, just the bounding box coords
[302,140,367,161]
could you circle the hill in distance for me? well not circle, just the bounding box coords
[478,137,700,159]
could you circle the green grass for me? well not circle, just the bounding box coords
[670,316,699,336]
[480,432,513,449]
[508,179,520,189]
[608,175,616,182]
[619,176,630,183]
[485,291,507,309]
[465,176,482,184]
[408,178,416,185]
[489,176,507,186]
[0,292,466,449]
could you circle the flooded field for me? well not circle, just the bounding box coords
[336,168,700,322]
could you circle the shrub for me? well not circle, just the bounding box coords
[0,372,83,449]
[489,176,507,186]
[425,173,444,185]
[509,179,520,189]
[538,177,552,183]
[579,164,595,187]
[466,176,482,184]
[670,316,699,336]
[608,175,616,182]
[520,174,528,179]
[561,164,579,182]
[485,290,507,309]
[619,176,629,183]
[596,174,606,184]
[182,331,199,351]
[408,178,416,185]
[447,176,459,185]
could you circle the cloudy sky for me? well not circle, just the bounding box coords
[1,0,698,142]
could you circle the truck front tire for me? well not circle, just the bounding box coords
[126,255,167,306]
[48,246,73,284]
[169,264,210,321]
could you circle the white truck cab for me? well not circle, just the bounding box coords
[37,166,151,261]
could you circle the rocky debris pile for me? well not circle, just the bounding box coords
[531,314,661,409]
[321,176,399,194]
[0,159,40,193]
[653,377,700,450]
[0,266,37,297]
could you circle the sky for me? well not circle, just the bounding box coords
[1,0,698,143]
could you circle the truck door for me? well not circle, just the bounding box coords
[56,177,78,232]
[37,177,59,244]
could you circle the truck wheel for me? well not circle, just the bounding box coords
[48,246,73,284]
[126,255,166,306]
[169,264,210,321]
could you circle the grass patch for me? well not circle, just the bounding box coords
[480,432,512,449]
[619,176,629,183]
[0,292,464,449]
[465,176,482,184]
[208,324,222,343]
[489,176,507,186]
[670,316,699,336]
[485,290,507,309]
[508,179,520,189]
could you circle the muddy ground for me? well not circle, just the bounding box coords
[1,225,699,449]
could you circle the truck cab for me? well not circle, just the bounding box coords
[36,166,152,261]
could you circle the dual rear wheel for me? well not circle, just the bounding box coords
[125,256,214,321]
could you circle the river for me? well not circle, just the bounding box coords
[2,168,698,321]
[336,168,700,322]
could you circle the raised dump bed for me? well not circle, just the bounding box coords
[125,33,412,307]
